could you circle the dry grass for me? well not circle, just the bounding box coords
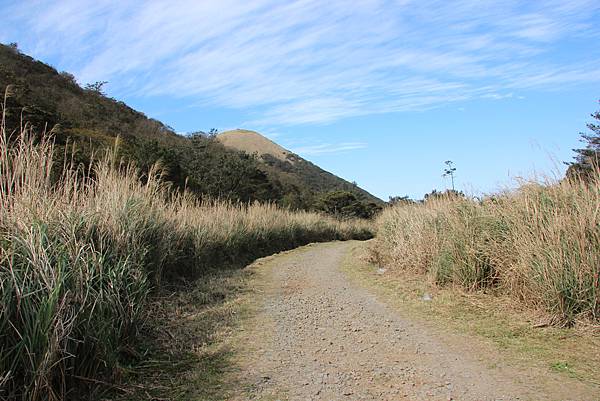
[217,129,292,162]
[0,93,372,400]
[374,174,600,326]
[103,266,255,401]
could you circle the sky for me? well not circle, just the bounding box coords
[2,0,600,200]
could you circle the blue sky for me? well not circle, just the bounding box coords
[2,0,600,200]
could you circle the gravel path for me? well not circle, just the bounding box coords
[233,242,597,401]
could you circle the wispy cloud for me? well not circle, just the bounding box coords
[293,142,368,156]
[3,0,600,126]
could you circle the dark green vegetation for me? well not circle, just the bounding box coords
[314,190,381,219]
[0,43,383,211]
[257,147,383,211]
[567,104,600,180]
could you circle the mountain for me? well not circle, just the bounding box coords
[0,43,383,213]
[218,129,292,162]
[218,129,384,208]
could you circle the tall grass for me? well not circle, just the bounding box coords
[374,176,600,326]
[0,104,371,400]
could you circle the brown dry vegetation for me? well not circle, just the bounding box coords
[218,129,292,162]
[0,99,372,400]
[373,176,600,326]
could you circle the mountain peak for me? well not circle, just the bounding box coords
[217,129,291,162]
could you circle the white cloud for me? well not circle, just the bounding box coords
[4,0,600,126]
[482,93,514,100]
[293,142,368,156]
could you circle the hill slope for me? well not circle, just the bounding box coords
[0,43,285,203]
[218,129,384,208]
[0,43,382,211]
[218,129,292,162]
[0,44,179,145]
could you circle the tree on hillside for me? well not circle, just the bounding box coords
[568,103,600,180]
[181,133,280,203]
[84,80,108,95]
[59,71,77,85]
[124,137,187,189]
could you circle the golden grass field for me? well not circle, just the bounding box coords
[373,175,600,326]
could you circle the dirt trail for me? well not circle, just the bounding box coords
[232,242,598,401]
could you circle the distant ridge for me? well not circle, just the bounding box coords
[217,129,384,206]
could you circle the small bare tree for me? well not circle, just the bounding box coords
[443,160,457,191]
[84,81,108,95]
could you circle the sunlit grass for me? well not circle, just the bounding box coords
[0,92,372,400]
[374,173,600,326]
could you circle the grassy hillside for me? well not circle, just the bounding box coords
[218,129,292,161]
[0,45,180,144]
[218,129,384,209]
[0,44,289,205]
[0,44,383,212]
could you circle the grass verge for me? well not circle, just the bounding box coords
[100,266,254,401]
[341,241,600,388]
[105,245,302,401]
